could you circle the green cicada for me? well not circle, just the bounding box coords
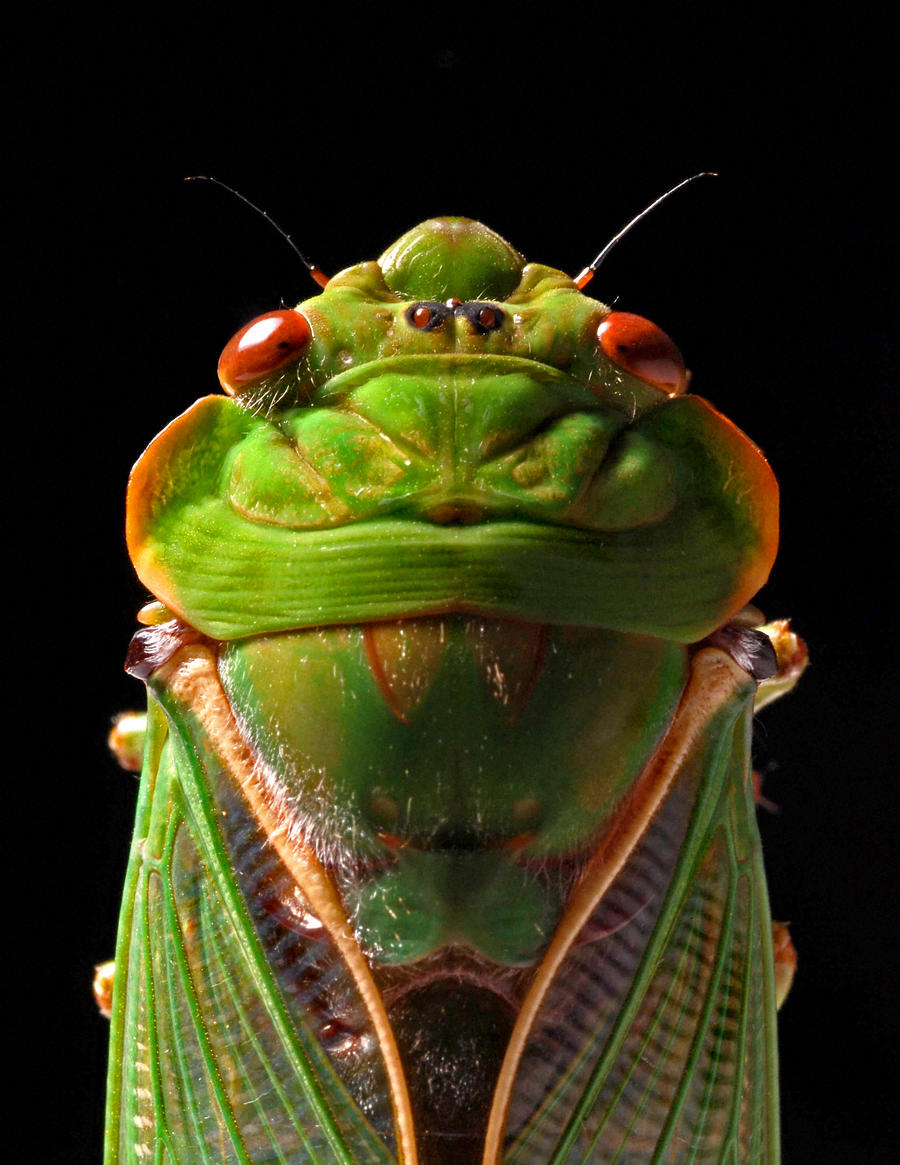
[101,212,806,1164]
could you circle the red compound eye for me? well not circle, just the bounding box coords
[478,306,497,329]
[217,310,312,395]
[597,311,687,393]
[412,305,432,328]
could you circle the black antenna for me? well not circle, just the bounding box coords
[185,176,330,288]
[574,172,717,290]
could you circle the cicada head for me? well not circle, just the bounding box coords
[128,217,777,644]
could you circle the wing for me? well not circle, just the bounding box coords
[104,688,405,1165]
[492,647,780,1165]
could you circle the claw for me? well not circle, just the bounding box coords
[772,922,797,1009]
[752,771,780,814]
[108,712,146,772]
[754,620,809,712]
[93,960,115,1019]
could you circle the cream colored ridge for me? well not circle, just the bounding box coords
[158,644,420,1165]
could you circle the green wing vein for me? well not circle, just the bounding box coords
[106,697,399,1164]
[504,699,779,1164]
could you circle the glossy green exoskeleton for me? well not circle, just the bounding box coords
[104,217,805,1164]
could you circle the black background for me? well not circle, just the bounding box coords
[22,11,897,1163]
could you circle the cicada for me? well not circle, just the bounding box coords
[101,213,806,1164]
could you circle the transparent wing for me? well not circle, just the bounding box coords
[105,694,400,1165]
[501,677,779,1164]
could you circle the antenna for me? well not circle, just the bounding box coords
[185,176,330,288]
[574,172,718,291]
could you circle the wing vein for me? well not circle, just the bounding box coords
[154,866,217,1163]
[594,891,712,1164]
[648,846,738,1163]
[197,873,317,1163]
[542,772,728,1164]
[160,855,255,1163]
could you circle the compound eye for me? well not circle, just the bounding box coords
[406,302,449,330]
[218,310,312,395]
[597,311,687,393]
